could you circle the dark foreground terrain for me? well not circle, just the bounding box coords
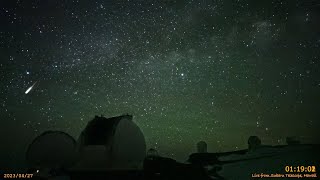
[22,144,320,180]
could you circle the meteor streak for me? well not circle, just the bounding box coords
[25,81,37,94]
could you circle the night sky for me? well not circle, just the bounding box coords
[1,0,320,169]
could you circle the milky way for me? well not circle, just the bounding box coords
[0,0,320,168]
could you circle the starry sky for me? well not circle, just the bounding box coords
[1,0,320,169]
